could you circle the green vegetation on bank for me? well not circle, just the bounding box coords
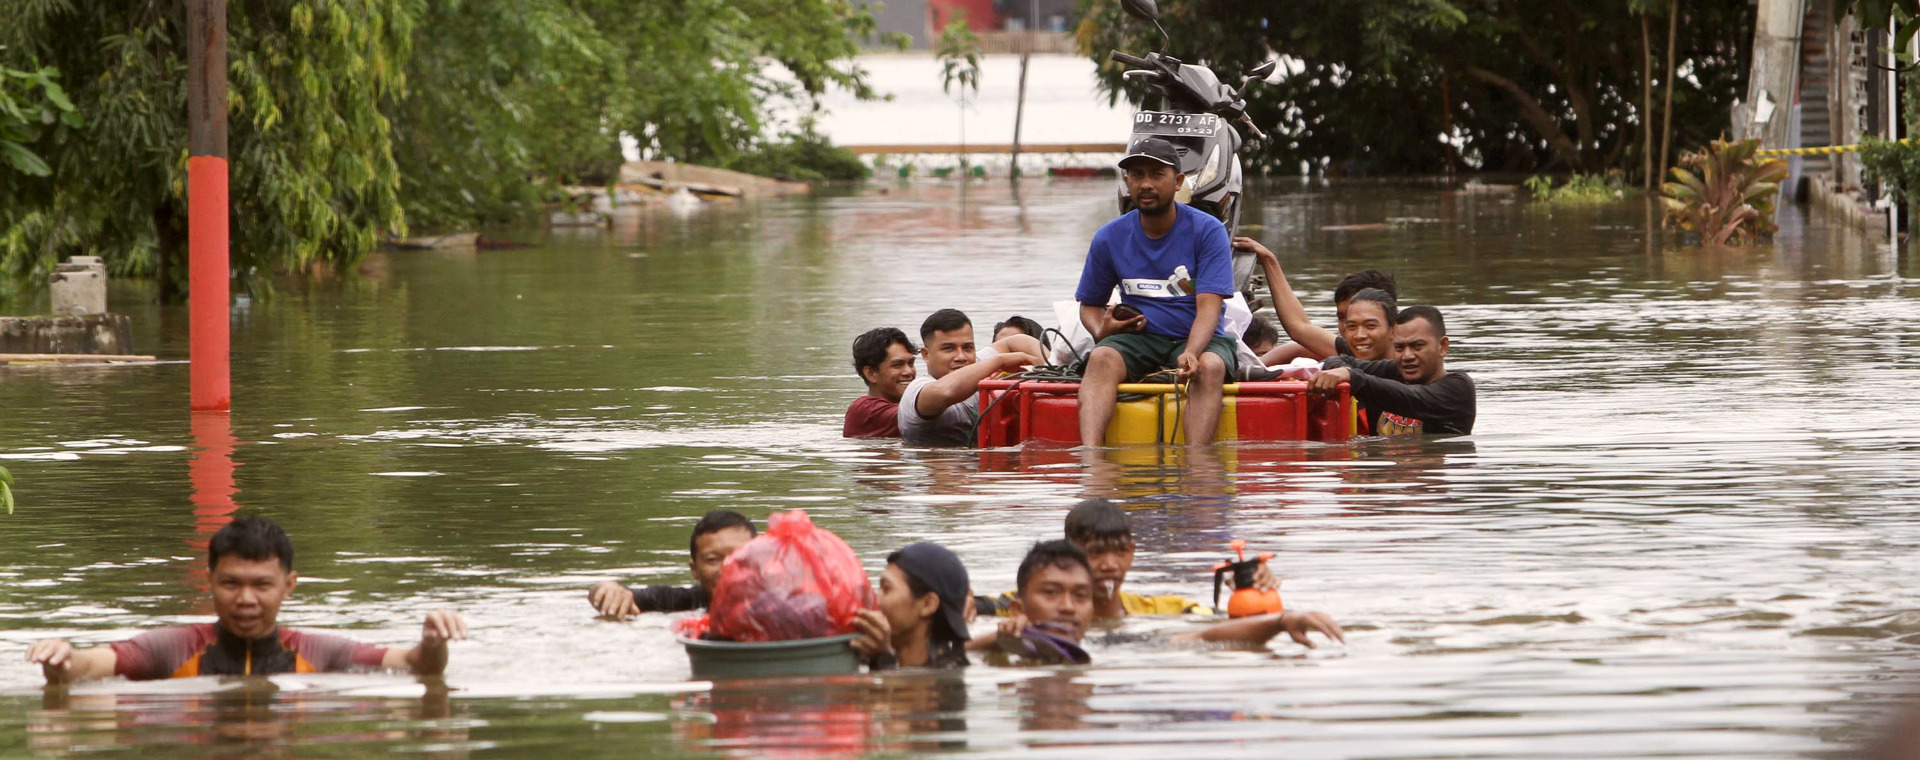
[0,0,895,297]
[723,126,869,182]
[1523,174,1620,205]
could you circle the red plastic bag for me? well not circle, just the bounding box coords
[672,613,710,639]
[706,510,876,642]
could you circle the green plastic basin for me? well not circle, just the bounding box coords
[678,633,862,680]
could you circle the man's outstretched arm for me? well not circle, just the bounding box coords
[1172,610,1345,647]
[381,610,467,676]
[1314,364,1474,430]
[1237,237,1336,358]
[912,352,1040,417]
[26,640,117,685]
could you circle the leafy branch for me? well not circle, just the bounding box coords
[0,61,80,177]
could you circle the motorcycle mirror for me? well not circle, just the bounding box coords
[1247,60,1278,82]
[1120,0,1159,22]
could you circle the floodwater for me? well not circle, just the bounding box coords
[2,179,1919,758]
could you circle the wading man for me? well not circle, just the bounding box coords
[588,509,757,616]
[1311,305,1475,435]
[898,309,1041,447]
[1236,236,1397,365]
[844,327,917,439]
[1075,137,1237,446]
[27,516,467,683]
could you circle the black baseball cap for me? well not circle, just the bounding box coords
[889,542,971,642]
[1119,137,1180,171]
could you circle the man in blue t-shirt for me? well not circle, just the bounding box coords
[1073,137,1238,446]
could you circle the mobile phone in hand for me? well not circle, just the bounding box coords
[1111,303,1143,321]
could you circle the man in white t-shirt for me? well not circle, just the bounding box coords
[898,309,1041,446]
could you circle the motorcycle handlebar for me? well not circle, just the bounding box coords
[1109,50,1151,68]
[1237,114,1268,142]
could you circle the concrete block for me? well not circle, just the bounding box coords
[0,315,133,355]
[50,256,108,316]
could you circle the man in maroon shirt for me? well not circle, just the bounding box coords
[844,327,917,438]
[26,515,467,683]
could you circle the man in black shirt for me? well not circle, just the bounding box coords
[588,509,757,616]
[1311,305,1475,435]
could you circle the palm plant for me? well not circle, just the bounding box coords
[1660,137,1788,246]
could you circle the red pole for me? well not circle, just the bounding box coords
[187,0,229,412]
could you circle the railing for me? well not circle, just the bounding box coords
[974,31,1078,55]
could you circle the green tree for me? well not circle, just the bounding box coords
[0,62,79,177]
[389,0,621,230]
[0,0,413,298]
[1078,0,1752,177]
[2,0,889,296]
[607,0,890,166]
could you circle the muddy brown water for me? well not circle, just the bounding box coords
[2,179,1919,758]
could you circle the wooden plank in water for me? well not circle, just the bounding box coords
[0,353,159,363]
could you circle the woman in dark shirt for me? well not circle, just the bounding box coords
[850,543,971,670]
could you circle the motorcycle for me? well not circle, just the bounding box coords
[1109,0,1276,301]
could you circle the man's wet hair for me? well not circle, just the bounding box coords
[919,309,973,344]
[690,509,757,558]
[1396,305,1446,338]
[851,327,914,381]
[1345,287,1398,322]
[209,515,295,572]
[1333,269,1398,305]
[1241,315,1279,350]
[1016,539,1093,597]
[1064,498,1132,550]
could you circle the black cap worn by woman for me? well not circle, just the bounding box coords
[882,542,972,669]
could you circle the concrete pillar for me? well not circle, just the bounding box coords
[1734,0,1806,148]
[49,256,107,317]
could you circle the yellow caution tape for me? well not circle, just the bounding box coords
[1755,137,1920,157]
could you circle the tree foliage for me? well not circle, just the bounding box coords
[397,0,891,229]
[1,0,885,296]
[1,0,412,296]
[0,62,80,177]
[1078,0,1753,176]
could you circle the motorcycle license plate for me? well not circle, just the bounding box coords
[1132,112,1221,138]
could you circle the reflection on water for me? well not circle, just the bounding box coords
[23,677,468,758]
[2,180,1920,757]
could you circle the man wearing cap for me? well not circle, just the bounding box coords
[1074,136,1238,446]
[849,542,972,669]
